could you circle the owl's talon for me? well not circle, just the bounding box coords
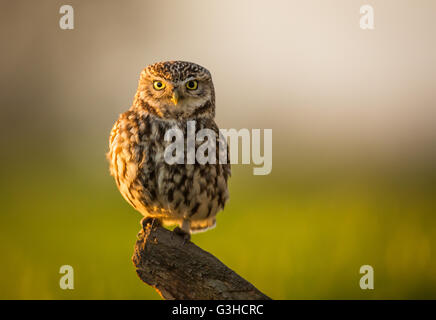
[141,217,161,229]
[173,227,191,244]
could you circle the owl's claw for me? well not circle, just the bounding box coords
[140,217,161,230]
[173,227,191,244]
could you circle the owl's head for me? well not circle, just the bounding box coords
[134,61,215,120]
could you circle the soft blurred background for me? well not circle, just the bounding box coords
[1,0,435,299]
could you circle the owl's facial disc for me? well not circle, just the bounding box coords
[139,64,215,119]
[148,78,209,109]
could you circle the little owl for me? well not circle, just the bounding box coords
[107,61,230,240]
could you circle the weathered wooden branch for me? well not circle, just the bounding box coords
[132,220,271,300]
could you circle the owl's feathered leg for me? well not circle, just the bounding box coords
[173,219,191,244]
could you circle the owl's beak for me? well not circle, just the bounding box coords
[171,90,179,105]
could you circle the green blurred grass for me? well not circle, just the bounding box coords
[1,148,436,299]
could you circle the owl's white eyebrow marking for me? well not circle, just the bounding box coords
[182,77,196,82]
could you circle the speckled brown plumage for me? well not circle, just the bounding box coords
[107,61,230,234]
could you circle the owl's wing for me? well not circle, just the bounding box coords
[107,111,148,193]
[107,117,123,179]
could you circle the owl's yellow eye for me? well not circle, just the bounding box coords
[186,80,198,90]
[153,80,165,90]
